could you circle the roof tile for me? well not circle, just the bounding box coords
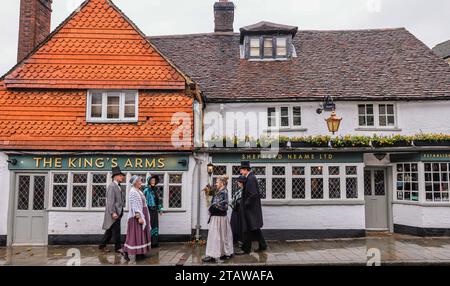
[3,0,185,90]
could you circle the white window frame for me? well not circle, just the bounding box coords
[266,106,303,130]
[49,171,185,211]
[393,162,420,202]
[357,103,398,130]
[247,36,290,60]
[423,162,450,203]
[86,90,139,123]
[214,163,363,202]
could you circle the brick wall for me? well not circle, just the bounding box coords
[17,0,52,62]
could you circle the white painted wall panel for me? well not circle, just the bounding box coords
[0,153,10,236]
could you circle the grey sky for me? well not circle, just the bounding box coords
[1,0,449,75]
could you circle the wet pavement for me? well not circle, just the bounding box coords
[3,233,450,266]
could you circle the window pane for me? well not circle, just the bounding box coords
[125,94,135,105]
[54,174,68,184]
[329,166,340,176]
[346,166,358,175]
[92,185,106,208]
[366,105,374,114]
[346,178,358,199]
[169,186,182,208]
[293,106,301,126]
[292,166,305,176]
[311,178,324,199]
[169,174,182,184]
[124,105,135,118]
[329,178,341,199]
[91,93,102,105]
[280,107,289,127]
[17,176,30,210]
[276,37,287,57]
[292,178,305,199]
[53,185,67,208]
[359,116,366,126]
[253,167,266,176]
[263,38,273,57]
[272,166,285,176]
[91,105,102,118]
[387,116,395,126]
[272,178,286,199]
[311,166,323,176]
[107,96,120,119]
[367,116,374,126]
[379,104,386,115]
[358,105,365,115]
[379,116,387,126]
[250,38,260,57]
[387,104,394,115]
[72,186,87,208]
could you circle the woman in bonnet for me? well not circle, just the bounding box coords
[122,175,152,261]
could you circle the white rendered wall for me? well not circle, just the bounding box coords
[0,153,10,236]
[204,100,450,140]
[394,203,450,229]
[263,205,365,230]
[393,204,423,228]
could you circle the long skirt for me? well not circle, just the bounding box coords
[123,206,152,256]
[230,209,243,243]
[205,216,234,259]
[149,208,159,246]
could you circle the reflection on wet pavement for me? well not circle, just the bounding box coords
[3,234,450,266]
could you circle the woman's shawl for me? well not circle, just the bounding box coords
[128,187,147,230]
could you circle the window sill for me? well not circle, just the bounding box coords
[264,127,308,133]
[87,120,138,124]
[393,201,450,207]
[262,200,365,206]
[47,208,187,213]
[248,58,290,62]
[355,127,402,132]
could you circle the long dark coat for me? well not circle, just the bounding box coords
[241,172,264,232]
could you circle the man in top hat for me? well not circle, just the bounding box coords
[100,166,126,252]
[236,161,267,255]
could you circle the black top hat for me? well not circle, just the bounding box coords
[236,175,247,183]
[240,160,251,170]
[111,166,126,178]
[149,174,160,185]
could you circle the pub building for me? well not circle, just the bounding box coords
[152,1,450,239]
[0,0,203,246]
[1,0,450,247]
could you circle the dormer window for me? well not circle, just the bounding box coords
[247,36,291,60]
[240,21,298,61]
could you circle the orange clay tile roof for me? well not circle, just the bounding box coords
[2,0,186,90]
[0,83,194,151]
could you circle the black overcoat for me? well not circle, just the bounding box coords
[241,172,264,232]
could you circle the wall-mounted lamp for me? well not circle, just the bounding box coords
[207,163,214,177]
[316,95,336,114]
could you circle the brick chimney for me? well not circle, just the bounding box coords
[214,0,235,33]
[17,0,53,62]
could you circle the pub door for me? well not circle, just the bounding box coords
[364,168,389,230]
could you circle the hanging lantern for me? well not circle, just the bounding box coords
[325,111,342,134]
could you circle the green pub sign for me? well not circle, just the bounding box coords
[212,152,363,164]
[8,155,189,171]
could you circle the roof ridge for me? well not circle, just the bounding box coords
[147,28,407,40]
